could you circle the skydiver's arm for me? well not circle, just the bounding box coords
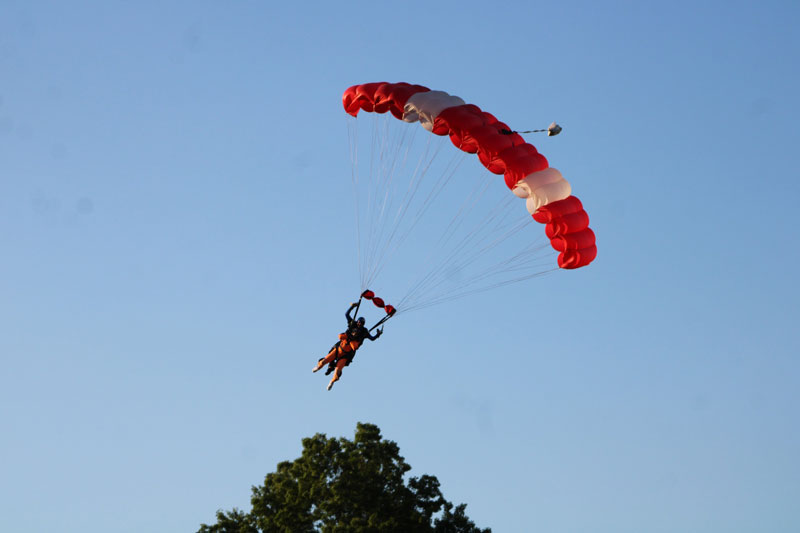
[345,302,358,324]
[366,328,382,341]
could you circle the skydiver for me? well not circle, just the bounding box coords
[312,301,383,390]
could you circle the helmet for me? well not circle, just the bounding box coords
[357,317,366,326]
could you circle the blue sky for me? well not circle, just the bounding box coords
[1,1,799,532]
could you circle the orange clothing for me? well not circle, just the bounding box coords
[319,335,361,368]
[337,333,362,353]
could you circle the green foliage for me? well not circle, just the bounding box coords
[199,423,490,533]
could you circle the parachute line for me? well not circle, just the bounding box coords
[348,111,564,313]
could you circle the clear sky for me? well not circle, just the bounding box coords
[2,1,799,532]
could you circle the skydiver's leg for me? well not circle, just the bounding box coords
[313,346,340,372]
[326,358,349,391]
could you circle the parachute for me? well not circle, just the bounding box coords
[343,82,597,312]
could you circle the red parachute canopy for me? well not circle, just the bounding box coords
[343,82,596,269]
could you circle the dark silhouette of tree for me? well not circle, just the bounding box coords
[199,423,490,533]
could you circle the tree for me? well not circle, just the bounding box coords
[199,423,490,533]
